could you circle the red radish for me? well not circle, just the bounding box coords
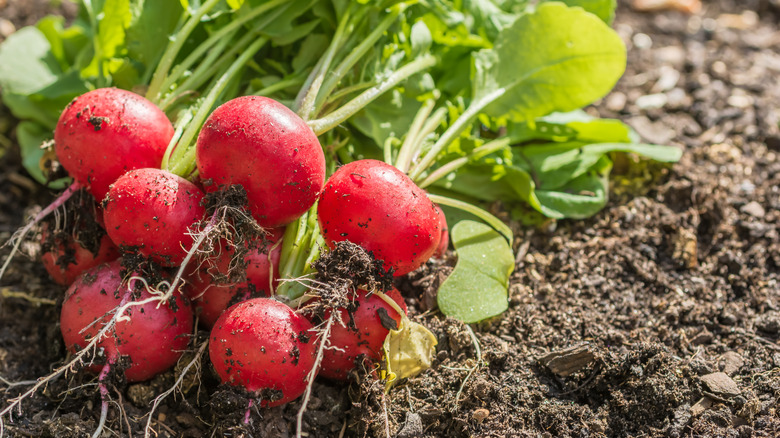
[40,193,120,286]
[60,260,193,382]
[318,288,407,381]
[103,168,206,266]
[41,224,120,286]
[432,204,449,258]
[317,159,441,276]
[196,96,326,228]
[54,88,174,201]
[186,230,283,328]
[209,298,317,407]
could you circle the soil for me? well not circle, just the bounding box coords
[1,0,779,437]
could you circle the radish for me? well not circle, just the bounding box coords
[209,298,317,407]
[41,224,120,286]
[103,168,206,267]
[196,96,326,228]
[317,159,441,276]
[40,192,120,286]
[60,260,193,382]
[186,230,283,328]
[317,288,407,381]
[432,204,449,258]
[54,88,174,201]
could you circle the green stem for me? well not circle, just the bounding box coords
[158,32,237,110]
[161,110,194,171]
[254,77,305,97]
[408,88,506,181]
[395,95,437,172]
[168,37,269,177]
[293,8,353,118]
[82,0,106,88]
[323,81,373,106]
[159,0,288,95]
[417,137,511,188]
[145,0,222,104]
[312,5,403,115]
[307,54,437,136]
[427,193,512,242]
[277,211,313,299]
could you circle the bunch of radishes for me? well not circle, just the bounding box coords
[41,86,446,407]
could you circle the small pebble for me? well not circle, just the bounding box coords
[606,92,627,112]
[701,372,741,397]
[756,312,780,334]
[472,408,490,423]
[740,201,765,218]
[728,94,753,109]
[0,18,15,38]
[653,65,681,92]
[636,93,668,109]
[633,33,653,50]
[718,352,744,376]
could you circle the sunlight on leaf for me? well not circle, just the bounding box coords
[473,2,626,122]
[437,220,514,323]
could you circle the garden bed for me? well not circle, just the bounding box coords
[1,0,778,436]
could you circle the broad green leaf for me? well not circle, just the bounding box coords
[82,0,133,79]
[271,19,321,46]
[541,0,616,24]
[437,220,514,323]
[100,0,132,59]
[0,27,61,95]
[410,20,432,58]
[472,2,626,122]
[227,0,244,9]
[17,121,68,188]
[508,112,632,143]
[0,27,87,128]
[126,0,183,69]
[292,33,329,73]
[349,88,422,150]
[534,155,611,218]
[519,142,682,190]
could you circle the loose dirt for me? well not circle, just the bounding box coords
[1,0,778,437]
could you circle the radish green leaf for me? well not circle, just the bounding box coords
[437,220,514,323]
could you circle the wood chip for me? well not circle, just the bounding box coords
[700,372,741,397]
[690,396,714,416]
[538,344,597,377]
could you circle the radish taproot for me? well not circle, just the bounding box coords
[186,230,283,328]
[103,168,206,267]
[317,159,441,276]
[196,96,326,228]
[54,88,174,201]
[316,288,407,381]
[209,298,317,407]
[60,260,193,382]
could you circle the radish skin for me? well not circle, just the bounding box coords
[103,168,206,267]
[54,88,174,201]
[196,96,326,228]
[317,160,441,276]
[60,260,194,382]
[209,298,317,407]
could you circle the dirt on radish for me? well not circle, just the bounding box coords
[1,0,779,437]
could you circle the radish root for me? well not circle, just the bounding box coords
[0,181,81,283]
